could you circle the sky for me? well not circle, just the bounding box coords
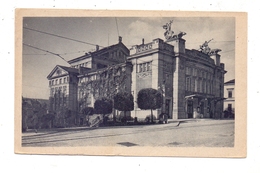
[22,17,235,99]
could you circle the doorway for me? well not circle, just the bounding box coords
[187,100,193,118]
[165,99,170,118]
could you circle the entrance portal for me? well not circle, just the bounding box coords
[187,100,193,118]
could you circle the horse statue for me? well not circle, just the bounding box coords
[177,31,186,38]
[209,48,222,54]
[199,39,213,54]
[163,20,174,40]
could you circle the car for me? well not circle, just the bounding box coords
[87,114,103,127]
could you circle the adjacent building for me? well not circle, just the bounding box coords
[223,79,235,118]
[47,21,227,126]
[47,37,131,126]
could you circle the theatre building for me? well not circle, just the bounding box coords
[128,30,226,119]
[47,22,226,126]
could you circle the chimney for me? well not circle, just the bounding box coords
[142,38,144,45]
[119,36,122,43]
[96,45,99,51]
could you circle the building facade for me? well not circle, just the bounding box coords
[47,37,131,126]
[47,22,226,126]
[223,79,235,118]
[128,35,226,120]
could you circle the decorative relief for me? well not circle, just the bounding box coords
[137,71,152,78]
[137,44,153,53]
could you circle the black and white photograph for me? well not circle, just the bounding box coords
[15,10,247,157]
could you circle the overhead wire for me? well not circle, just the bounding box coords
[23,27,104,48]
[23,43,70,64]
[23,50,88,56]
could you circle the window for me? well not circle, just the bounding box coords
[197,70,200,77]
[51,88,54,96]
[228,104,232,111]
[59,78,62,84]
[55,79,58,85]
[185,67,189,75]
[147,62,151,71]
[228,90,233,98]
[64,77,66,83]
[139,64,143,72]
[193,68,197,76]
[138,62,152,73]
[190,78,194,91]
[198,80,201,92]
[63,86,67,93]
[207,81,210,94]
[143,63,146,72]
[219,85,222,97]
[204,81,207,93]
[186,77,190,91]
[195,79,198,92]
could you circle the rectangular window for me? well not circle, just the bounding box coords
[204,81,207,93]
[59,78,62,84]
[147,62,151,71]
[228,90,233,98]
[197,80,201,92]
[228,104,232,111]
[195,79,198,92]
[185,67,189,75]
[139,64,143,72]
[194,68,197,76]
[143,63,146,72]
[186,77,190,91]
[190,78,194,91]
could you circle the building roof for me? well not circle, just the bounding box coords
[224,79,235,85]
[68,40,129,64]
[77,61,132,77]
[58,65,79,74]
[47,65,79,79]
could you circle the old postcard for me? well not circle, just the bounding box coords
[15,9,247,157]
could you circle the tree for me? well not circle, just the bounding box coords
[137,88,163,123]
[55,106,72,128]
[41,113,55,128]
[81,107,94,115]
[114,92,134,124]
[94,97,113,124]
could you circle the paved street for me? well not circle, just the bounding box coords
[22,119,234,147]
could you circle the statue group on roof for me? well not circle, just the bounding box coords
[162,20,186,40]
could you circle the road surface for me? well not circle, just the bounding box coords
[22,119,234,147]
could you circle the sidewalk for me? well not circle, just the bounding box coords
[168,118,211,123]
[22,118,230,136]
